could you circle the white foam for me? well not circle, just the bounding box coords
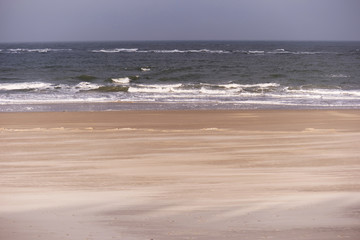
[152,49,184,53]
[0,82,53,91]
[0,96,112,105]
[187,49,229,54]
[219,83,280,89]
[200,87,228,95]
[7,48,71,53]
[146,49,229,54]
[218,83,241,89]
[128,84,183,93]
[90,48,230,54]
[92,48,138,53]
[112,77,131,84]
[247,50,265,54]
[329,74,349,78]
[284,87,360,99]
[267,49,291,54]
[292,51,332,55]
[141,67,151,71]
[74,82,100,91]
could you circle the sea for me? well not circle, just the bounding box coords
[0,41,359,112]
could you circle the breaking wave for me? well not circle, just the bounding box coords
[91,48,230,54]
[0,82,53,91]
[4,48,72,53]
[91,48,138,53]
[112,77,131,84]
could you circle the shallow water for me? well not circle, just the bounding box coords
[1,41,359,111]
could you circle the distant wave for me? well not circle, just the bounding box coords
[91,48,230,54]
[240,49,334,55]
[91,48,138,53]
[90,48,335,55]
[4,48,72,53]
[0,47,333,55]
[148,49,230,54]
[328,74,350,78]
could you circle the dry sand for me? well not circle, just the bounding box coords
[0,110,360,240]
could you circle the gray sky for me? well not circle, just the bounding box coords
[1,0,360,42]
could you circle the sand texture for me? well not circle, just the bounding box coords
[1,110,360,240]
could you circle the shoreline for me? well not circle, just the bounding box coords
[1,101,360,112]
[1,109,360,240]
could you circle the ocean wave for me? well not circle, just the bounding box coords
[75,82,101,91]
[247,50,265,55]
[91,48,138,53]
[126,82,280,95]
[328,74,350,78]
[128,84,183,93]
[267,49,291,54]
[5,48,72,53]
[218,83,280,88]
[237,49,335,55]
[91,48,230,54]
[87,48,337,55]
[0,82,53,91]
[112,77,131,84]
[149,49,230,54]
[284,87,360,99]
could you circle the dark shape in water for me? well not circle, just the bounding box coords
[269,73,286,79]
[94,86,129,92]
[75,75,97,81]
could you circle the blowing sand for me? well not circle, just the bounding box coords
[1,110,360,240]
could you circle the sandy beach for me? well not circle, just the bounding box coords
[1,110,360,240]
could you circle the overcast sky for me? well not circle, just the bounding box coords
[1,0,360,42]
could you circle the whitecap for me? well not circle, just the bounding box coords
[267,49,291,54]
[0,82,53,91]
[329,74,349,78]
[91,48,138,53]
[74,82,100,91]
[148,49,229,54]
[247,50,265,54]
[141,67,151,71]
[200,87,229,95]
[7,48,72,53]
[128,84,183,93]
[219,83,280,88]
[112,77,131,84]
[187,49,229,54]
[151,49,185,53]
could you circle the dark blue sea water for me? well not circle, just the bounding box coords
[0,41,359,111]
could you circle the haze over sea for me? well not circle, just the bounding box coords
[1,41,359,111]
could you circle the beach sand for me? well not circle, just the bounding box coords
[1,110,360,240]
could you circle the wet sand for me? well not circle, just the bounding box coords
[1,110,360,240]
